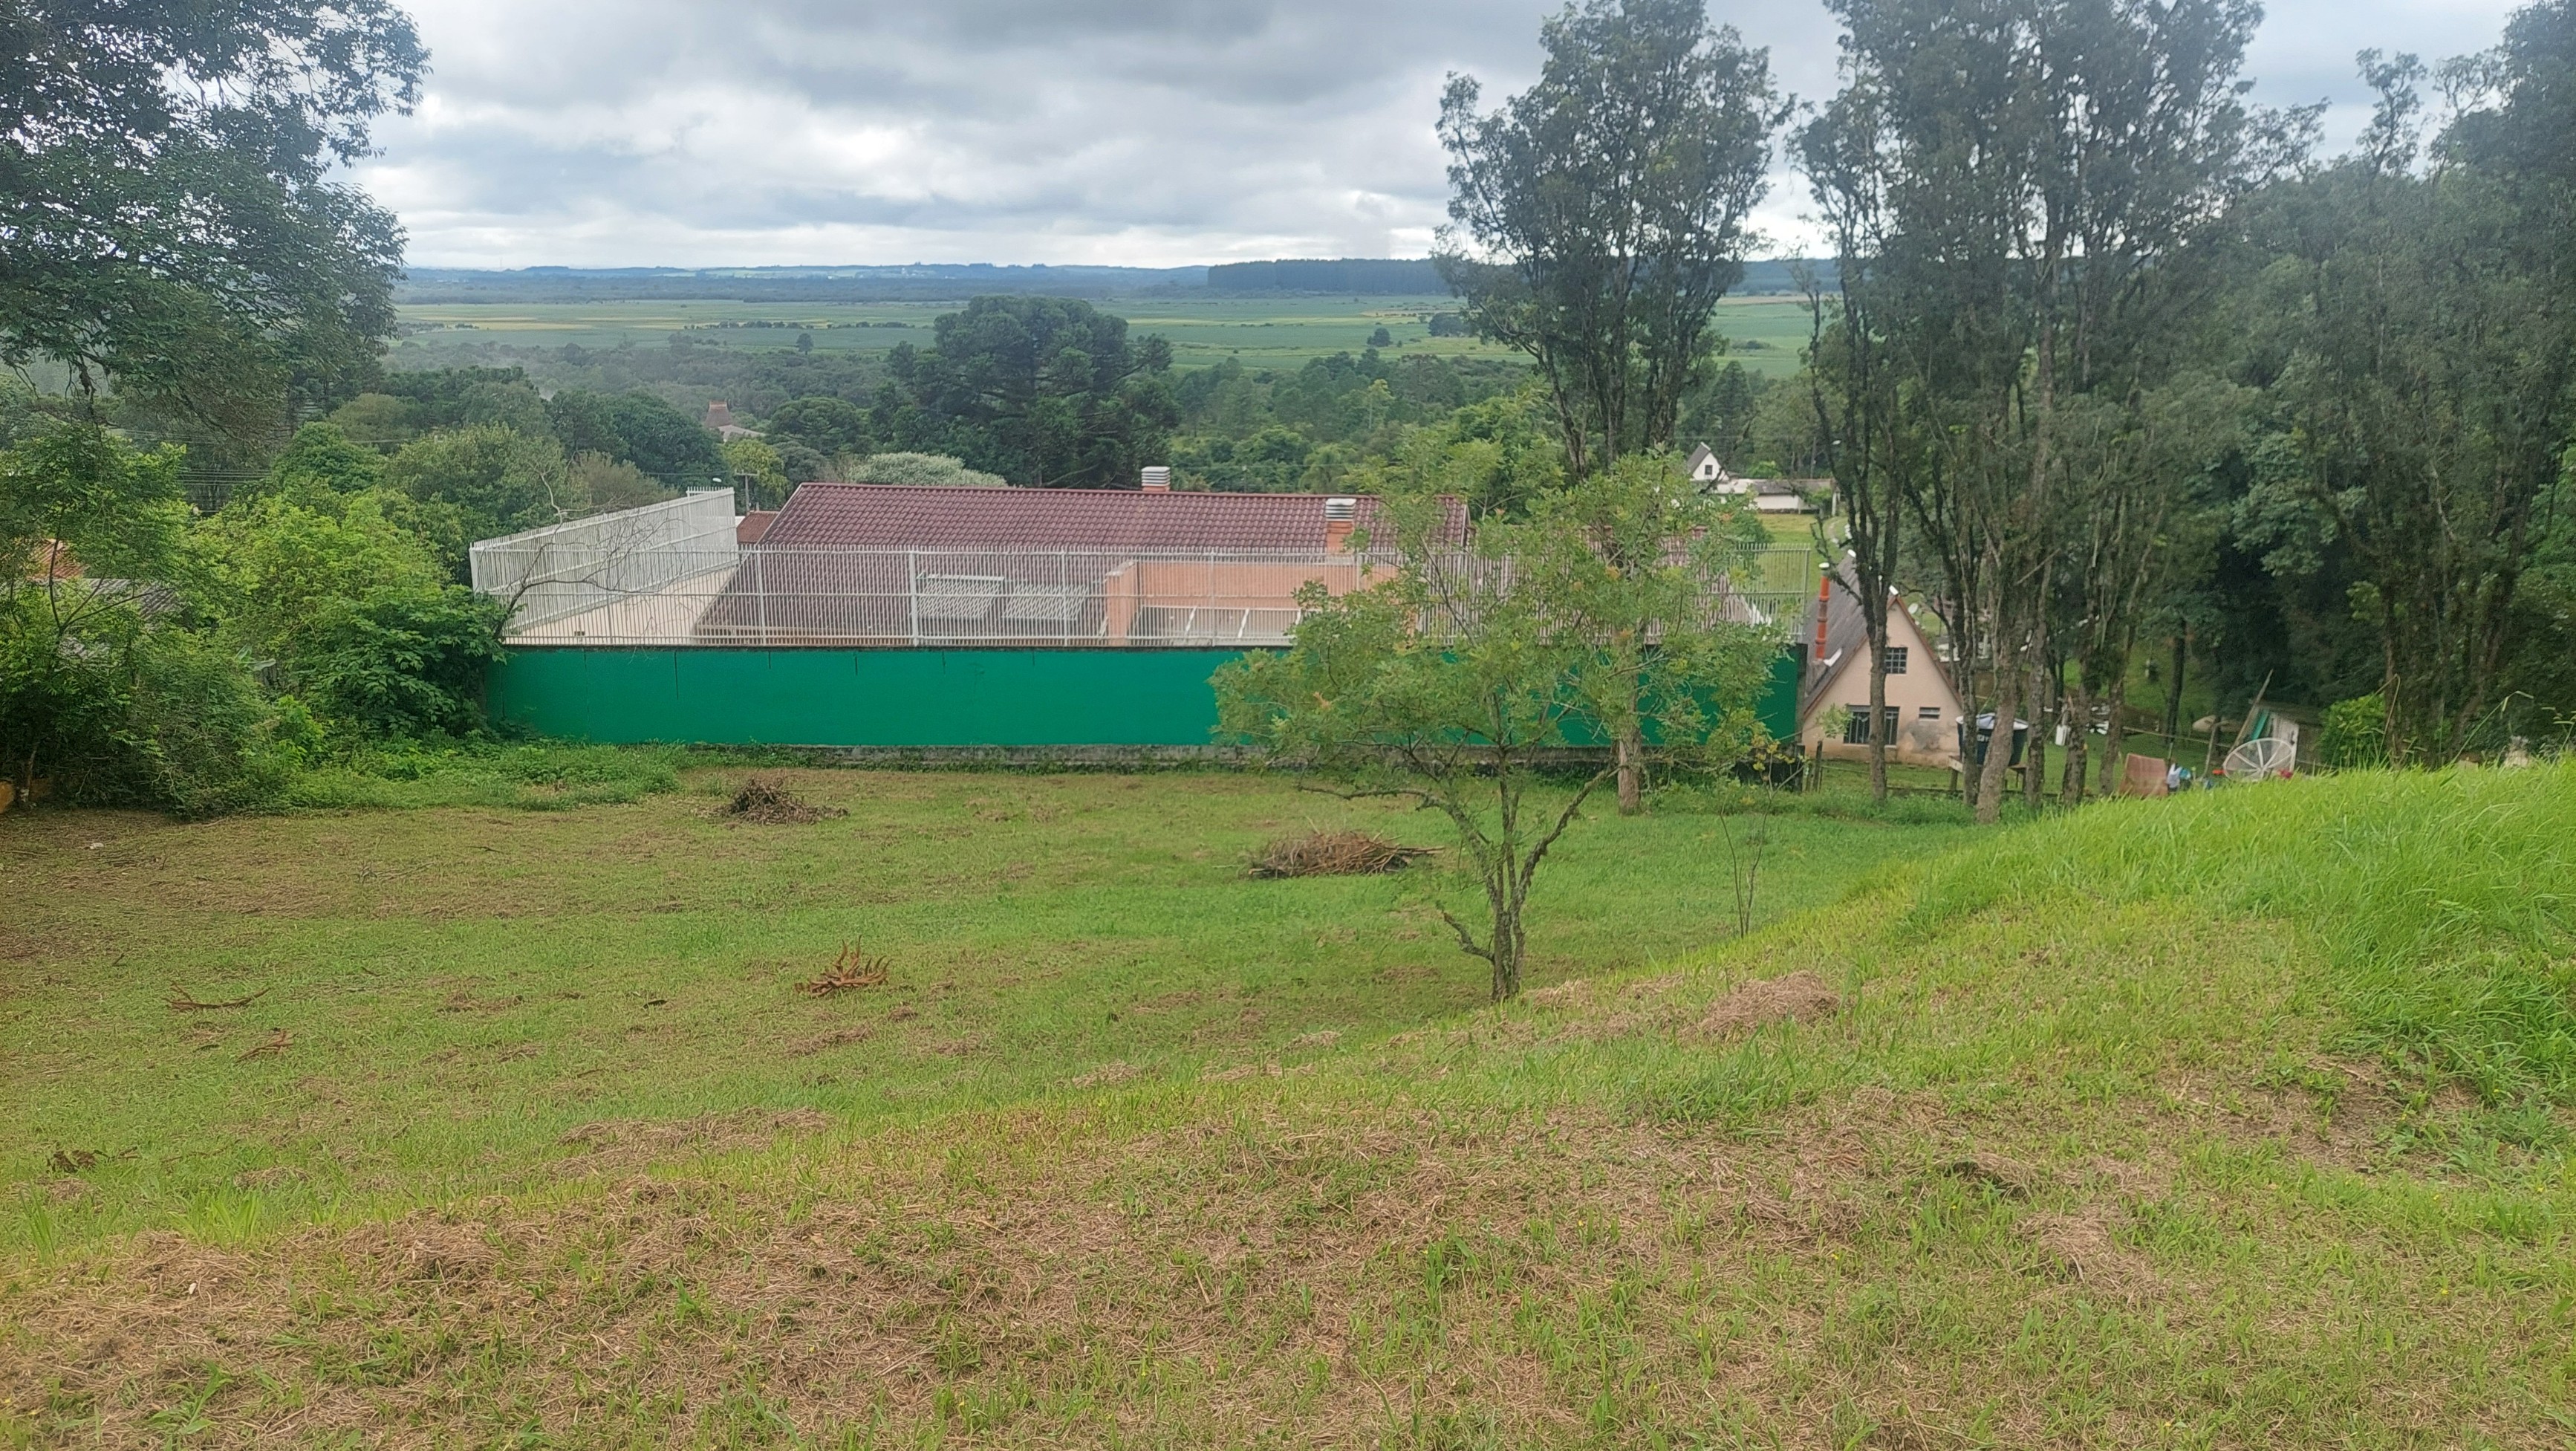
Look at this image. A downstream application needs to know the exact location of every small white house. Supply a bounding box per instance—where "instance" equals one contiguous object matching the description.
[1684,445,1831,515]
[1798,565,1965,769]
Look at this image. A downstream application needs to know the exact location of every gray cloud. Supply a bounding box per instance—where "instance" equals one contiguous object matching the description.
[357,0,2527,268]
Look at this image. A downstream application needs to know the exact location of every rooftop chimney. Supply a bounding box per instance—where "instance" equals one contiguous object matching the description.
[1325,496,1358,552]
[1139,466,1171,492]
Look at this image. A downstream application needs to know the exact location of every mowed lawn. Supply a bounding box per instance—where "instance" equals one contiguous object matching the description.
[0,769,1962,1250]
[7,765,2574,1447]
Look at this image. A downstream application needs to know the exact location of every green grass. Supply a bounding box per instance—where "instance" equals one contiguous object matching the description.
[390,293,1818,377]
[0,768,1961,1253]
[5,762,2572,1447]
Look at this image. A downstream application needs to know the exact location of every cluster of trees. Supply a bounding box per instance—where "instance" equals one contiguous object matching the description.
[1791,0,2576,808]
[749,296,1180,490]
[0,2,769,811]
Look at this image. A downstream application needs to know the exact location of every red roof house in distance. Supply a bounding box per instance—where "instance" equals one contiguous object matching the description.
[695,482,1453,647]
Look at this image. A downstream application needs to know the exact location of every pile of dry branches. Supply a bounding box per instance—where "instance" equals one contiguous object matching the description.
[718,776,847,825]
[1249,830,1437,879]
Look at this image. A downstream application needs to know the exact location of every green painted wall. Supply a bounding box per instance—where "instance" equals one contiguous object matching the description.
[487,646,1806,750]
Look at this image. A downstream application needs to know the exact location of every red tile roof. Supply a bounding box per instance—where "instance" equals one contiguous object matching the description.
[760,483,1446,553]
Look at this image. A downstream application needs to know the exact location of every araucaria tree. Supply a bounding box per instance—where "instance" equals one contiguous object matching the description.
[1214,457,1777,1001]
[1437,0,1786,814]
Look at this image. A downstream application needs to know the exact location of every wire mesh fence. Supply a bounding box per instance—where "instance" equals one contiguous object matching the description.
[470,511,1821,650]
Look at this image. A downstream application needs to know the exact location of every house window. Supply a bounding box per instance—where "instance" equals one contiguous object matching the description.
[1919,707,1942,721]
[1882,646,1909,675]
[1842,706,1902,744]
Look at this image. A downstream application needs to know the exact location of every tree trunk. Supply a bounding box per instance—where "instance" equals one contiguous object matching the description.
[2098,663,2130,797]
[1976,631,2020,825]
[2061,675,2091,805]
[2161,631,2188,754]
[2023,659,2051,811]
[1490,907,1522,1001]
[1867,652,1890,805]
[1615,729,1643,815]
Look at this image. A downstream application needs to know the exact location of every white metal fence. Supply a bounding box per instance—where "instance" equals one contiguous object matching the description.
[469,491,740,634]
[470,513,1821,649]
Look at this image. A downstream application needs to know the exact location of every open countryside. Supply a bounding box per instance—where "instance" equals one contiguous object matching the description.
[390,293,1820,376]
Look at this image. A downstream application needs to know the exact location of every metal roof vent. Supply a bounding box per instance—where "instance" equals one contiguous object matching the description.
[1139,466,1171,491]
[1324,496,1359,522]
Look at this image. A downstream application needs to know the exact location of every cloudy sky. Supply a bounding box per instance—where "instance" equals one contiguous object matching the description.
[354,0,2531,270]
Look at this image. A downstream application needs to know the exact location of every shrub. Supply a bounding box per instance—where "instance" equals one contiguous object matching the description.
[302,586,509,741]
[2318,693,2388,768]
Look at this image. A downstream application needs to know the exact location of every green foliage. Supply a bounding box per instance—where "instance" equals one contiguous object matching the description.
[124,626,310,816]
[0,0,423,427]
[2318,694,2390,768]
[719,437,788,507]
[842,452,1006,488]
[547,388,729,486]
[765,394,874,456]
[1217,453,1777,997]
[297,588,510,740]
[284,739,687,811]
[880,294,1179,487]
[1439,0,1784,476]
[191,487,445,666]
[383,424,567,568]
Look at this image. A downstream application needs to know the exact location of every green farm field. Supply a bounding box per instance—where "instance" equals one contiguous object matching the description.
[390,293,1818,376]
[7,762,2572,1446]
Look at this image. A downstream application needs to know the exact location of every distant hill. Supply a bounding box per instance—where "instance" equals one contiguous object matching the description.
[1196,256,1830,296]
[395,258,1832,305]
[1206,259,1447,293]
[396,264,1209,305]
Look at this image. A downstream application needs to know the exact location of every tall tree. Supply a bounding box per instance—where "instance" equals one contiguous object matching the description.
[1798,91,1916,805]
[1438,0,1783,482]
[878,296,1178,489]
[1824,0,2274,819]
[2242,48,2576,762]
[0,0,424,435]
[1437,0,1784,811]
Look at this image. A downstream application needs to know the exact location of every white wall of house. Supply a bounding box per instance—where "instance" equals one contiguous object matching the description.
[1800,606,1964,768]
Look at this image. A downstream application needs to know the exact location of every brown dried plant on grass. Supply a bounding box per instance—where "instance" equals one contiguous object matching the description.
[1249,829,1437,879]
[718,775,847,825]
[797,944,889,996]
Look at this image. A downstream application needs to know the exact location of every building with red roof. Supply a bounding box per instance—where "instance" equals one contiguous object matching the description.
[690,482,1452,647]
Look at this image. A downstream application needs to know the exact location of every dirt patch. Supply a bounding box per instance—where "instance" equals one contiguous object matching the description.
[787,1026,875,1058]
[1064,1060,1142,1089]
[1249,830,1435,878]
[717,775,848,825]
[1691,971,1842,1038]
[2020,1204,2149,1290]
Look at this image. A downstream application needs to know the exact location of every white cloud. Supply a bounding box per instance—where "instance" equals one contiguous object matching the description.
[356,0,2531,269]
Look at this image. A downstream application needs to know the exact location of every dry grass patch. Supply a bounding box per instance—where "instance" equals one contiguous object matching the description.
[1248,829,1435,878]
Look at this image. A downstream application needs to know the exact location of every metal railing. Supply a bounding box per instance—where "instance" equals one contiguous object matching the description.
[472,531,1822,649]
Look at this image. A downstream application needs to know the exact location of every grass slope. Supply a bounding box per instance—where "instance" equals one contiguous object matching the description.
[4,765,2573,1447]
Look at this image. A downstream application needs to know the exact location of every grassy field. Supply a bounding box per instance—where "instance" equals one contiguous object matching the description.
[388,293,1817,377]
[4,762,2572,1446]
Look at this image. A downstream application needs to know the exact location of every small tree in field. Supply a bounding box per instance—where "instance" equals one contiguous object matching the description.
[1215,454,1779,1001]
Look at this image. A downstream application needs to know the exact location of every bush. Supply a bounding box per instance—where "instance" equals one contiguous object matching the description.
[2318,692,2388,768]
[127,629,308,816]
[302,586,510,741]
[0,599,302,815]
